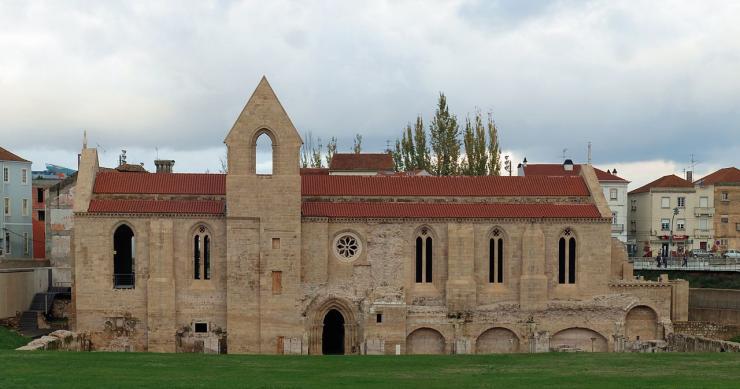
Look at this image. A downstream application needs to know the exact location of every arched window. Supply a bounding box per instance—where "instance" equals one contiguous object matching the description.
[558,228,576,284]
[489,228,504,284]
[113,224,135,288]
[194,225,211,280]
[255,132,273,175]
[415,227,433,283]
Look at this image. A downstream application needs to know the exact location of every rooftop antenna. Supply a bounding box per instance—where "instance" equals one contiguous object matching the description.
[560,148,570,162]
[587,142,592,165]
[95,143,107,154]
[155,146,159,160]
[83,130,88,149]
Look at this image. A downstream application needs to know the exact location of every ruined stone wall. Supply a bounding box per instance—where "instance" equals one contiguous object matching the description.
[668,333,740,352]
[673,321,740,341]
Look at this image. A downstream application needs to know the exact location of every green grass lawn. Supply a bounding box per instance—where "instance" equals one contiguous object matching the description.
[0,350,739,388]
[0,326,29,350]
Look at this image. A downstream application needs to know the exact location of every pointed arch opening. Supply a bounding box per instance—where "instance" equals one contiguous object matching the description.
[193,225,211,280]
[558,228,576,284]
[625,305,660,341]
[489,227,506,284]
[113,224,135,289]
[255,131,273,175]
[414,226,434,283]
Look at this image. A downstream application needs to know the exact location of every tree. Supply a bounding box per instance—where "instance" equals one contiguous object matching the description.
[486,112,502,175]
[326,137,337,166]
[430,93,460,176]
[219,147,228,173]
[301,131,324,168]
[311,138,323,168]
[401,124,415,170]
[353,134,363,154]
[413,115,430,172]
[392,139,404,172]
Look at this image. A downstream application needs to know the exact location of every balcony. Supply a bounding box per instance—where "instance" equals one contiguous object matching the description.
[694,207,715,216]
[611,224,624,233]
[694,229,714,239]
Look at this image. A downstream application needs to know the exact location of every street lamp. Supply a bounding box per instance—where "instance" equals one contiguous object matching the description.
[669,207,679,260]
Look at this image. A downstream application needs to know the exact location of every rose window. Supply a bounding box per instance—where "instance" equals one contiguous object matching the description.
[334,233,361,261]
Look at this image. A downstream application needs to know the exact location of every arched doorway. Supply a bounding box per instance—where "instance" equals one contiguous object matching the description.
[625,305,660,341]
[551,328,608,352]
[406,328,445,354]
[322,309,345,355]
[476,327,520,354]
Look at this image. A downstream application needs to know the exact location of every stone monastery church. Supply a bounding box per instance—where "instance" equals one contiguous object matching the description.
[72,77,688,354]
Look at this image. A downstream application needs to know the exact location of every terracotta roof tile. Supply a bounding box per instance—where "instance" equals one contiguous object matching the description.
[695,167,740,185]
[88,199,224,214]
[628,174,693,194]
[523,164,628,182]
[302,202,603,219]
[93,172,226,195]
[0,146,30,162]
[302,175,590,197]
[329,153,395,171]
[300,167,330,175]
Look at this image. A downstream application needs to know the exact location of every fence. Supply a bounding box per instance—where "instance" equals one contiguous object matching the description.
[629,257,740,272]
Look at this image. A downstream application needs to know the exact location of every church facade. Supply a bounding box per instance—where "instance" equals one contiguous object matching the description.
[71,77,688,354]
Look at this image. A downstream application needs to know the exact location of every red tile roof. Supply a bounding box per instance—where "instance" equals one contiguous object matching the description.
[88,199,225,214]
[0,146,30,162]
[695,167,740,185]
[628,174,693,194]
[523,164,628,182]
[302,202,603,219]
[329,153,395,171]
[92,172,590,197]
[302,175,590,197]
[94,172,226,195]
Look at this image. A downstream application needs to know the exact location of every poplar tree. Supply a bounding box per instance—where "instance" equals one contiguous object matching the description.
[353,134,363,154]
[413,115,430,172]
[487,112,502,175]
[392,139,404,172]
[430,93,460,176]
[326,137,337,166]
[311,138,323,168]
[401,123,416,170]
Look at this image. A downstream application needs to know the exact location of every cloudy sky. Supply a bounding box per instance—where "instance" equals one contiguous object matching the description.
[1,0,738,187]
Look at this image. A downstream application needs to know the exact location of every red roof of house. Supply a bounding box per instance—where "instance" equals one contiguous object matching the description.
[302,202,603,219]
[94,172,226,195]
[92,172,591,197]
[629,174,693,194]
[523,164,628,182]
[0,146,30,162]
[695,167,740,185]
[302,175,590,197]
[329,153,395,171]
[88,199,225,214]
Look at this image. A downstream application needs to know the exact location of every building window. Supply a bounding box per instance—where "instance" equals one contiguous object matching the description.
[2,167,8,182]
[38,210,45,221]
[612,212,618,224]
[272,271,282,294]
[661,197,670,208]
[4,232,10,254]
[721,192,729,201]
[661,219,670,231]
[700,218,708,229]
[376,313,383,323]
[21,169,27,184]
[610,188,618,200]
[489,228,504,284]
[3,197,9,216]
[194,322,208,333]
[113,224,135,289]
[255,131,273,175]
[736,223,740,232]
[415,228,433,283]
[22,199,29,216]
[721,215,729,224]
[37,188,44,203]
[677,197,686,207]
[193,225,211,280]
[700,196,709,207]
[333,232,361,261]
[676,219,685,230]
[24,232,29,255]
[558,229,576,284]
[272,237,280,249]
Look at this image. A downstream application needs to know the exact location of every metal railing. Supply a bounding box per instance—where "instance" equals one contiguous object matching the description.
[629,257,740,272]
[611,224,624,233]
[694,229,714,238]
[113,273,135,289]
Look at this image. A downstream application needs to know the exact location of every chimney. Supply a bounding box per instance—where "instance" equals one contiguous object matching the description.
[686,170,693,182]
[563,159,574,171]
[155,159,175,174]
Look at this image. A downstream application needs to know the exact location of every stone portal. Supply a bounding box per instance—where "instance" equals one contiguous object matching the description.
[322,309,345,355]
